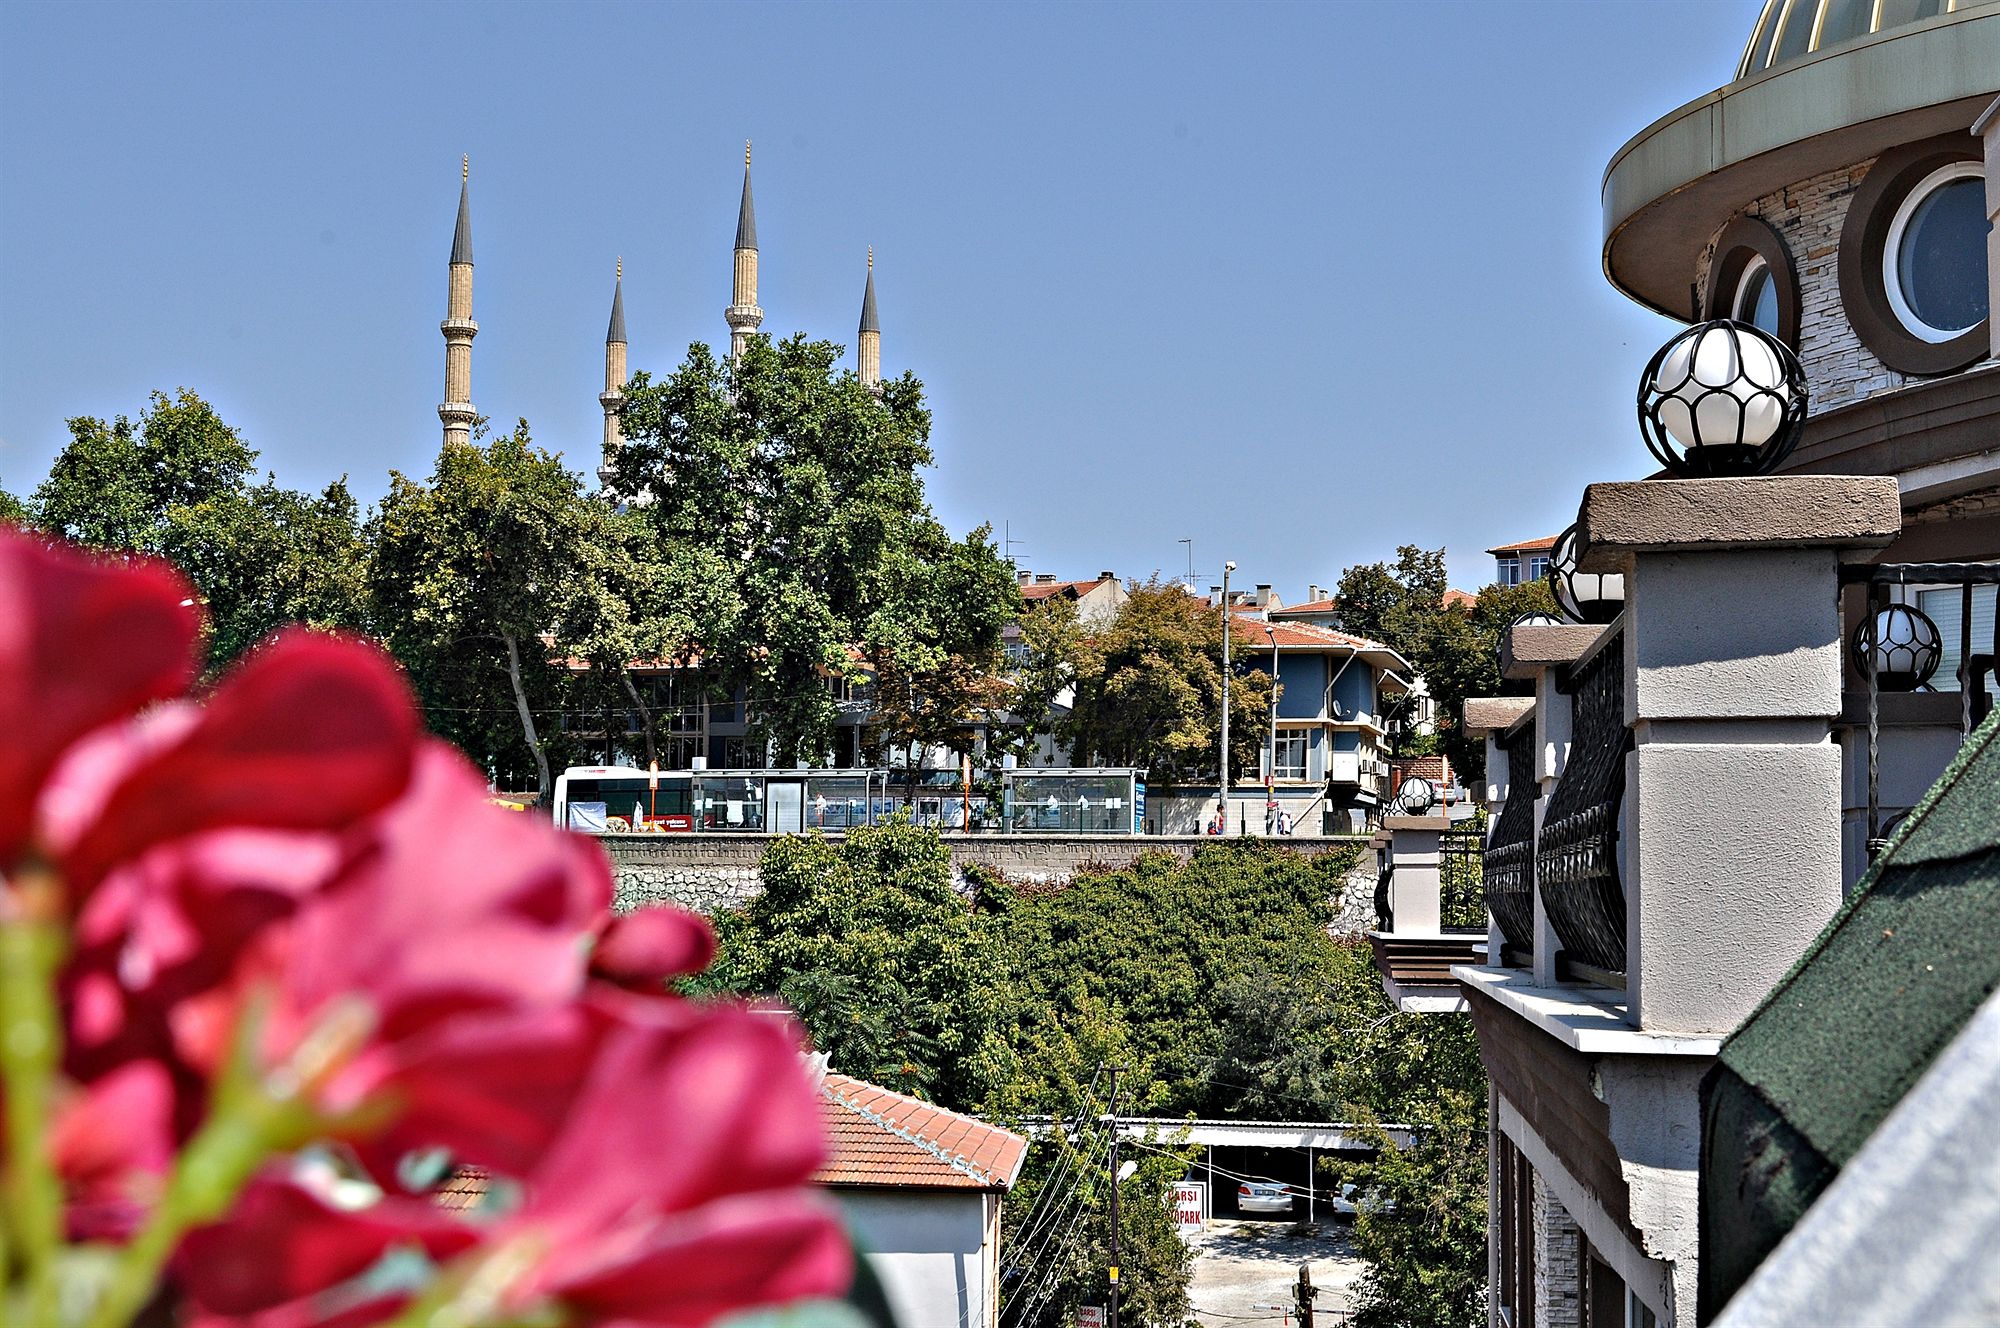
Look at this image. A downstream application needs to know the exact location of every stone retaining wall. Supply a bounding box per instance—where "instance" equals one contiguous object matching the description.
[602,833,1378,929]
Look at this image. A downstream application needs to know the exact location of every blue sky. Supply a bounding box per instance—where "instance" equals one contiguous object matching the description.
[0,0,1753,595]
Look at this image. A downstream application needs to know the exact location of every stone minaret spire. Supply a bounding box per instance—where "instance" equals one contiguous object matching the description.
[601,258,628,455]
[725,141,763,362]
[439,156,479,446]
[857,247,881,391]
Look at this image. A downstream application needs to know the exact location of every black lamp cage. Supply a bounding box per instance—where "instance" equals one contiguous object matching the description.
[1509,611,1563,631]
[1852,603,1944,692]
[1392,775,1436,816]
[1546,525,1625,626]
[1636,319,1809,478]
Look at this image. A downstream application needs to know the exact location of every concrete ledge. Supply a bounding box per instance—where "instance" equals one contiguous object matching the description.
[1575,477,1901,574]
[1502,623,1609,680]
[1453,965,1723,1056]
[1464,696,1535,734]
[1381,815,1450,832]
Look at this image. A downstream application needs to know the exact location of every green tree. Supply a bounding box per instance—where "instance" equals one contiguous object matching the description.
[32,389,256,553]
[607,335,1018,766]
[864,522,1021,769]
[706,819,1013,1108]
[159,478,369,665]
[1334,547,1554,780]
[0,485,27,524]
[369,423,607,798]
[26,390,368,669]
[1061,578,1272,787]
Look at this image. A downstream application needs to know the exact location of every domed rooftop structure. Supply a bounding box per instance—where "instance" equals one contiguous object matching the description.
[1738,0,1998,81]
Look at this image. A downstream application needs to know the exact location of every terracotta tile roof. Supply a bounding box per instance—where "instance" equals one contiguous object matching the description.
[1271,598,1340,616]
[1485,535,1561,556]
[1020,577,1112,602]
[1442,589,1477,609]
[434,1167,489,1213]
[1230,614,1394,654]
[813,1072,1028,1192]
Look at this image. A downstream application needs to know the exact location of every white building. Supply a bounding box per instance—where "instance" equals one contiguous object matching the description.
[814,1072,1028,1328]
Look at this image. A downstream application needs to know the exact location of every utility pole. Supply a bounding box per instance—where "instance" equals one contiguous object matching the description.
[1107,1063,1124,1328]
[1294,1264,1317,1327]
[1264,623,1279,836]
[1220,561,1234,836]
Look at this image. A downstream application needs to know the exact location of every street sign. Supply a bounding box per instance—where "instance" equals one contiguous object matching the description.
[1172,1181,1208,1240]
[1076,1308,1106,1328]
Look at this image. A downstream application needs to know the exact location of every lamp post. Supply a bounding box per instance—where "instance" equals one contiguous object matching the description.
[1264,623,1279,836]
[1220,561,1235,834]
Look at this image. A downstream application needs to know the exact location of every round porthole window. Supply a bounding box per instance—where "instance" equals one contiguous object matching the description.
[1883,163,1990,344]
[1734,256,1781,337]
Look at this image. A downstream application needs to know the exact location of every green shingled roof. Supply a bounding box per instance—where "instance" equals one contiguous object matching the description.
[1700,708,2000,1320]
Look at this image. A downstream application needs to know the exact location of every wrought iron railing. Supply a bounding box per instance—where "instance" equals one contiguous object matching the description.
[1537,627,1630,982]
[1441,818,1488,933]
[1483,719,1538,960]
[1843,563,2000,855]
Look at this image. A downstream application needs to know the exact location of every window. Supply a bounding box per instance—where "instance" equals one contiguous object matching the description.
[1914,585,1998,694]
[1527,554,1550,583]
[1497,556,1522,587]
[1884,163,1990,342]
[1274,733,1307,781]
[1733,255,1781,335]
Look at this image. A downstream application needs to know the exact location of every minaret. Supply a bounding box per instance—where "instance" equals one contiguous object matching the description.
[601,258,628,454]
[439,156,478,446]
[857,247,881,391]
[725,141,763,362]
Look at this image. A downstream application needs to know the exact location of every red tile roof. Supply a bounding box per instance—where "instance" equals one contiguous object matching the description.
[1271,597,1340,616]
[1486,535,1560,556]
[1230,614,1394,654]
[1442,589,1477,609]
[1020,577,1114,602]
[434,1167,489,1213]
[814,1072,1029,1191]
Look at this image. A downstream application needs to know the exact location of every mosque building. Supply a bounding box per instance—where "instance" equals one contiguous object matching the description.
[432,143,885,467]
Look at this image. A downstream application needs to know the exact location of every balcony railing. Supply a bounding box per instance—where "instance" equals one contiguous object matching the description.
[1483,718,1538,961]
[1843,562,2000,854]
[1441,819,1488,933]
[1537,626,1630,984]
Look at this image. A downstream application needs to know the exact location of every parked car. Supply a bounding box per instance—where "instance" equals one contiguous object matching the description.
[1236,1179,1295,1214]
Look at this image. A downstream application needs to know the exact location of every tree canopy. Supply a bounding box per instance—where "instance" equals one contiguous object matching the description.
[27,389,369,670]
[368,423,610,799]
[1059,577,1272,786]
[606,335,1019,767]
[1334,546,1554,778]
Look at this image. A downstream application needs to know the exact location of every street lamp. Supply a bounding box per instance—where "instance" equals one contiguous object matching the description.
[1264,623,1280,835]
[1393,775,1436,816]
[1637,319,1808,478]
[1220,561,1235,836]
[1546,524,1625,625]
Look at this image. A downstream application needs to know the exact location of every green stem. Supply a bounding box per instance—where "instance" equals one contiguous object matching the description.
[0,899,69,1328]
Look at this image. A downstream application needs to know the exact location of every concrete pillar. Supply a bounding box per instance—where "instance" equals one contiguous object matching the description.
[1382,815,1448,933]
[1534,1170,1584,1328]
[1501,626,1603,987]
[1574,477,1900,1034]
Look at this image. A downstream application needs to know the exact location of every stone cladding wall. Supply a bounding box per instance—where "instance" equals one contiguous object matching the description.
[1696,157,1922,413]
[1533,1170,1584,1328]
[602,833,1376,925]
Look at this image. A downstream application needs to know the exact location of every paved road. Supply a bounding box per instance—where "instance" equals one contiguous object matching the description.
[1185,1219,1366,1325]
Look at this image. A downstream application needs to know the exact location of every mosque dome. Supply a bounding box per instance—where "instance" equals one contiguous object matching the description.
[1738,0,1997,79]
